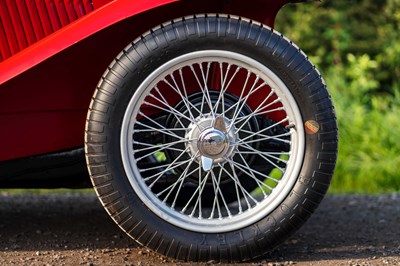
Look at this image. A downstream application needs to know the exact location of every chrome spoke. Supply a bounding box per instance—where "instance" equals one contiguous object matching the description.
[229,75,261,123]
[236,117,289,142]
[227,79,268,132]
[209,166,223,219]
[213,63,234,115]
[143,100,197,125]
[139,162,182,173]
[134,144,186,162]
[170,165,200,209]
[163,75,197,122]
[144,147,190,184]
[245,97,282,119]
[158,151,200,203]
[181,171,210,215]
[134,128,187,133]
[235,149,290,165]
[150,86,187,129]
[234,107,285,125]
[225,158,274,193]
[238,131,292,145]
[226,157,280,183]
[225,71,251,120]
[198,62,211,115]
[239,142,286,174]
[144,157,190,183]
[191,64,214,118]
[219,163,242,214]
[133,138,189,150]
[221,164,252,210]
[225,161,257,207]
[136,119,182,141]
[233,90,276,133]
[210,168,232,218]
[178,69,204,119]
[135,145,183,161]
[237,152,268,198]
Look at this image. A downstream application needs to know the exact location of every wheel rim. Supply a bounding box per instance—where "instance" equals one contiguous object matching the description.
[121,50,305,233]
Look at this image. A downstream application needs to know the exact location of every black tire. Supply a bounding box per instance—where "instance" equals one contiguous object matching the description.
[85,15,338,262]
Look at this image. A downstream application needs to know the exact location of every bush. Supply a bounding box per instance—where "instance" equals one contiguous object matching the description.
[277,0,400,193]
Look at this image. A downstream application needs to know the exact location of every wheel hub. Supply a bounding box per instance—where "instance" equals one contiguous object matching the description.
[186,116,237,165]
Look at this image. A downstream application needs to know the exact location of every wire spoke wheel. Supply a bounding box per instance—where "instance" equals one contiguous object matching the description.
[85,15,338,262]
[121,51,304,233]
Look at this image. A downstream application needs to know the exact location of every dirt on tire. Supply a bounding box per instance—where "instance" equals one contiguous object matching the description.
[0,193,399,266]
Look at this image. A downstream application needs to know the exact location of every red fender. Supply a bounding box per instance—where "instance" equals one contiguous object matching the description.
[0,0,178,84]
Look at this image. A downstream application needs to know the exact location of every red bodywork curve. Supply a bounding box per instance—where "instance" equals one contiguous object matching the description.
[0,0,177,82]
[0,0,299,161]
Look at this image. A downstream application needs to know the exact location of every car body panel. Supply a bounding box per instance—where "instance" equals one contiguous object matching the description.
[0,0,305,163]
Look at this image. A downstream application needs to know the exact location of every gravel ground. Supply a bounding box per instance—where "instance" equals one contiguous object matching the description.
[0,193,399,266]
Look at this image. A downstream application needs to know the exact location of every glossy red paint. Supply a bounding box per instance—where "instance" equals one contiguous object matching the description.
[0,0,298,161]
[0,0,96,62]
[0,0,177,83]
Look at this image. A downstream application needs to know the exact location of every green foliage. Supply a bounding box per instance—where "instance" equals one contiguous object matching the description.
[325,59,400,193]
[277,0,400,193]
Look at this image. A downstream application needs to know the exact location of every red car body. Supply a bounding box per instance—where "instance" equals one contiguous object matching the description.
[0,0,308,186]
[0,0,305,186]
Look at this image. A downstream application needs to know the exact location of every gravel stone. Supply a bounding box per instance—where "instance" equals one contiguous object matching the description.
[0,193,398,265]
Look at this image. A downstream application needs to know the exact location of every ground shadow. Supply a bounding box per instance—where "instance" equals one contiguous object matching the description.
[0,193,399,263]
[0,193,136,251]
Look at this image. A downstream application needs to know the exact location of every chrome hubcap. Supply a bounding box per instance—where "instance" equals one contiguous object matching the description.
[198,128,227,157]
[186,116,237,170]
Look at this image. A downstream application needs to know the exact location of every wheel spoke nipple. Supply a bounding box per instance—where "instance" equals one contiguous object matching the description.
[286,123,296,130]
